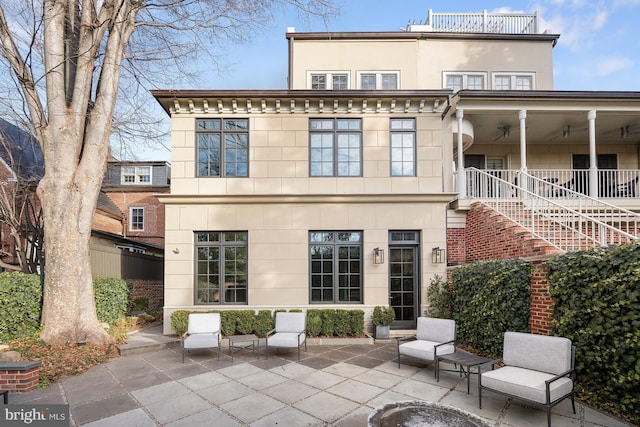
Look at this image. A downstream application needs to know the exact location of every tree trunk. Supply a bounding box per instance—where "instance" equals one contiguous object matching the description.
[38,176,111,345]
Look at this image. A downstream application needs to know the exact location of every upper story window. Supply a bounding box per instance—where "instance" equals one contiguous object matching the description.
[390,118,416,177]
[309,72,349,90]
[493,73,534,90]
[196,119,249,177]
[309,118,362,177]
[121,166,151,184]
[444,73,487,91]
[129,207,144,231]
[358,71,399,90]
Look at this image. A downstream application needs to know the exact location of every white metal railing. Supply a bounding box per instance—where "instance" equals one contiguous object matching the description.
[526,169,639,198]
[463,169,639,251]
[412,9,539,34]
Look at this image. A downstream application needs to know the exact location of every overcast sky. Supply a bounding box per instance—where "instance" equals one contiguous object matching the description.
[137,0,640,160]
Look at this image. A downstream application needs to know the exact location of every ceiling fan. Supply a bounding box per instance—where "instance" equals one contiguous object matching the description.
[493,124,512,141]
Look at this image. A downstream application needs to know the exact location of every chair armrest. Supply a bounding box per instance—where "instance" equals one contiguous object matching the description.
[396,335,416,343]
[545,368,574,385]
[478,358,503,369]
[433,339,456,356]
[265,329,276,338]
[544,368,574,404]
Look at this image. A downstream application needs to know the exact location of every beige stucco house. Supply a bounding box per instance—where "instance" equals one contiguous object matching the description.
[153,10,640,334]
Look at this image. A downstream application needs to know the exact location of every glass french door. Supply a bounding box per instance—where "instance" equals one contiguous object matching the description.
[388,231,420,329]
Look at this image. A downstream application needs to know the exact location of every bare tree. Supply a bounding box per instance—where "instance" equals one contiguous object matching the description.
[0,121,44,273]
[0,0,338,344]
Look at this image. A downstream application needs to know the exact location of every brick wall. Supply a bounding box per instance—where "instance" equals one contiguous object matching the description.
[104,190,167,247]
[448,202,563,335]
[446,228,465,266]
[128,279,164,311]
[0,362,40,393]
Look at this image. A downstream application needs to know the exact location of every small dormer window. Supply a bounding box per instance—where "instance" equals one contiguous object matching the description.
[121,166,152,184]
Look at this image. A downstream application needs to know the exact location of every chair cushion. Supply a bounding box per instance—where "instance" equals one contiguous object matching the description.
[416,317,456,344]
[503,332,572,375]
[267,332,306,348]
[398,339,455,361]
[275,312,306,333]
[481,366,573,404]
[183,332,220,349]
[187,313,221,334]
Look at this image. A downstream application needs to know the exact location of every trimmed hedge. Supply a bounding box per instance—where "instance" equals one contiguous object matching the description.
[547,243,640,424]
[94,277,131,325]
[0,272,43,341]
[169,308,365,338]
[451,258,531,357]
[0,274,133,340]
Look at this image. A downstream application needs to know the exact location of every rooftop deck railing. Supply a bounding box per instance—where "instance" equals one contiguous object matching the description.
[464,169,639,251]
[407,9,539,35]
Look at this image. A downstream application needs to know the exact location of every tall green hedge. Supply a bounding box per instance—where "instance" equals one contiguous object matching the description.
[93,277,131,325]
[547,243,640,424]
[451,258,531,357]
[0,274,132,340]
[0,272,42,341]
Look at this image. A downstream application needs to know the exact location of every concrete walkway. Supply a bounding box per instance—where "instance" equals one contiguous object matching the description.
[8,327,631,427]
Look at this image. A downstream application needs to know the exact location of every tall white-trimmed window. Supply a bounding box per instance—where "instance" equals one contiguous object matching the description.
[390,118,416,176]
[195,231,248,305]
[309,231,362,303]
[309,72,349,90]
[121,166,151,184]
[129,207,144,231]
[358,71,399,89]
[444,73,486,91]
[309,118,362,177]
[196,119,249,177]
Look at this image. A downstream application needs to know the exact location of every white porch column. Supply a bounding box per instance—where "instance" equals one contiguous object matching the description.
[457,109,466,198]
[519,110,528,193]
[588,110,598,198]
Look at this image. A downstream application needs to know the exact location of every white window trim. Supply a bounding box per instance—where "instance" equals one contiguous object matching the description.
[356,71,400,89]
[121,165,152,185]
[306,71,351,90]
[129,207,145,232]
[442,72,488,90]
[492,72,535,90]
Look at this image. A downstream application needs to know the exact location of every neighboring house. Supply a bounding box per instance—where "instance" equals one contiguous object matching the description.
[0,118,44,272]
[101,160,171,248]
[0,118,168,293]
[153,10,640,333]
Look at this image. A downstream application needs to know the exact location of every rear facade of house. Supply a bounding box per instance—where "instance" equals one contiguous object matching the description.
[153,10,640,334]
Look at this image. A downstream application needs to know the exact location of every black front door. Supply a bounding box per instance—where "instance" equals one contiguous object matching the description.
[388,231,420,329]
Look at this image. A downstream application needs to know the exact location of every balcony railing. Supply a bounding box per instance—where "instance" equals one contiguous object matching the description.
[465,169,639,199]
[406,10,539,35]
[462,169,639,251]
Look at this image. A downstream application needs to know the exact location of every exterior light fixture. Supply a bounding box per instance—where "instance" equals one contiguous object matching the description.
[373,247,384,264]
[432,247,445,264]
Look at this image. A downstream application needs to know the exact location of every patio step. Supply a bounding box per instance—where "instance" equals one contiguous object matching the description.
[117,325,180,356]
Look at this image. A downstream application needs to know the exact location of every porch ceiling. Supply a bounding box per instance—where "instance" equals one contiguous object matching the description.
[464,110,640,145]
[452,90,640,145]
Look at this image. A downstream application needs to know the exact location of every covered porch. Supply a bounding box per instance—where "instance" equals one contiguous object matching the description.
[450,90,640,210]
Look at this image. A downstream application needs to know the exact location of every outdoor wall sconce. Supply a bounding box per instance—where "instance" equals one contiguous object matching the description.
[432,247,445,264]
[373,247,384,264]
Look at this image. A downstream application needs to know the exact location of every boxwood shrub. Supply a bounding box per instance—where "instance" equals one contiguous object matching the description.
[0,272,42,341]
[94,277,131,325]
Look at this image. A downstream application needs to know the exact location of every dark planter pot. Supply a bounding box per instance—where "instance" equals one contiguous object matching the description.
[375,325,390,339]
